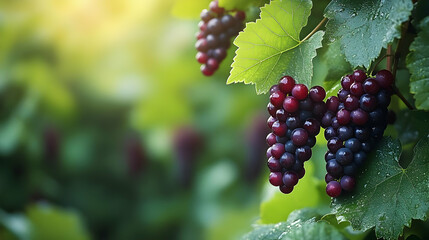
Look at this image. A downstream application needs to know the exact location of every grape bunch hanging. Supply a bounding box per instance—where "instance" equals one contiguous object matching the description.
[266,76,326,194]
[321,69,394,197]
[195,0,245,76]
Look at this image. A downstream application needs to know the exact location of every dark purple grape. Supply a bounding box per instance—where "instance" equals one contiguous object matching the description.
[325,174,336,183]
[213,48,227,61]
[279,185,294,194]
[292,159,304,172]
[352,69,366,82]
[326,159,343,178]
[360,94,377,111]
[327,137,343,153]
[303,118,320,136]
[361,141,372,152]
[266,133,277,146]
[337,109,351,125]
[291,128,308,147]
[270,91,286,108]
[267,157,282,171]
[325,151,335,161]
[286,116,302,129]
[283,171,299,187]
[344,95,359,111]
[321,111,334,128]
[284,140,296,153]
[345,138,361,152]
[324,127,337,140]
[341,75,353,90]
[267,116,276,128]
[307,136,316,147]
[336,148,353,165]
[377,90,391,107]
[299,110,314,122]
[200,9,214,22]
[279,152,295,169]
[354,126,370,141]
[196,38,209,52]
[272,121,287,137]
[283,96,299,113]
[276,109,287,122]
[338,89,350,102]
[291,84,308,100]
[326,181,342,197]
[278,76,295,94]
[299,97,314,111]
[351,108,369,125]
[337,126,353,141]
[276,136,288,144]
[326,96,340,112]
[271,142,285,159]
[363,78,380,94]
[235,11,246,21]
[350,82,364,97]
[295,146,312,161]
[375,69,394,89]
[220,14,234,27]
[269,172,283,186]
[353,151,366,166]
[340,175,356,191]
[309,86,326,102]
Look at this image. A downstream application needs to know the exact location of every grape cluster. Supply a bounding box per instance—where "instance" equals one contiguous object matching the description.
[322,69,394,197]
[266,76,326,194]
[195,0,245,76]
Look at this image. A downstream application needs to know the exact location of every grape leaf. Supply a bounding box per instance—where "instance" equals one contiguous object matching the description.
[227,0,324,94]
[406,16,429,111]
[324,0,413,68]
[242,215,346,240]
[332,137,429,240]
[321,40,352,89]
[394,110,429,145]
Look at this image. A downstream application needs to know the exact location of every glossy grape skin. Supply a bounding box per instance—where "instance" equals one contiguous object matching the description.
[326,181,342,197]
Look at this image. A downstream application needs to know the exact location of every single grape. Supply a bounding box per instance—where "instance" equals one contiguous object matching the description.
[266,133,277,146]
[267,102,277,117]
[284,140,296,153]
[276,109,287,122]
[338,89,350,102]
[299,97,314,111]
[270,91,286,108]
[336,109,351,125]
[291,128,309,147]
[269,172,283,186]
[283,96,299,113]
[295,146,312,161]
[363,78,380,94]
[327,137,344,153]
[325,151,335,161]
[351,108,369,125]
[324,127,337,140]
[344,138,361,152]
[286,116,302,129]
[307,136,316,148]
[209,0,225,15]
[325,173,336,183]
[283,171,299,187]
[271,142,285,159]
[350,82,364,96]
[354,151,366,166]
[340,175,356,191]
[336,148,353,165]
[344,95,359,111]
[309,86,326,102]
[279,152,295,169]
[326,96,340,112]
[235,11,246,21]
[200,64,214,76]
[303,118,320,136]
[360,94,377,112]
[278,76,295,94]
[272,121,287,137]
[352,69,367,82]
[337,126,353,141]
[196,52,208,64]
[341,75,353,90]
[206,58,219,71]
[279,185,294,194]
[267,116,276,128]
[375,69,394,89]
[326,181,342,197]
[267,157,282,171]
[291,84,309,100]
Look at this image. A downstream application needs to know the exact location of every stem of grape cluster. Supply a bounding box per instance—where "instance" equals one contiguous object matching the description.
[301,17,327,42]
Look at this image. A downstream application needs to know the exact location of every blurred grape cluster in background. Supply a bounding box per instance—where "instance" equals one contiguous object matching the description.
[0,0,274,239]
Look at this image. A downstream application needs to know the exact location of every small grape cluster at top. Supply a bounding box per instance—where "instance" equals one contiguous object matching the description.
[195,0,245,76]
[266,76,326,194]
[321,69,394,197]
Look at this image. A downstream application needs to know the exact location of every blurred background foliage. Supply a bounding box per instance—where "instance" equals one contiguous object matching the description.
[0,0,413,239]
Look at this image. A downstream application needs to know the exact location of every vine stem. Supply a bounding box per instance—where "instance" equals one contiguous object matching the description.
[386,44,392,72]
[301,17,327,42]
[391,21,415,110]
[369,54,394,76]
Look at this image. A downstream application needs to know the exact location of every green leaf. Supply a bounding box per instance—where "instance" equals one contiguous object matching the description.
[260,162,330,224]
[394,110,429,145]
[406,16,429,111]
[332,137,429,240]
[242,209,346,240]
[227,0,324,94]
[322,41,352,89]
[324,0,413,68]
